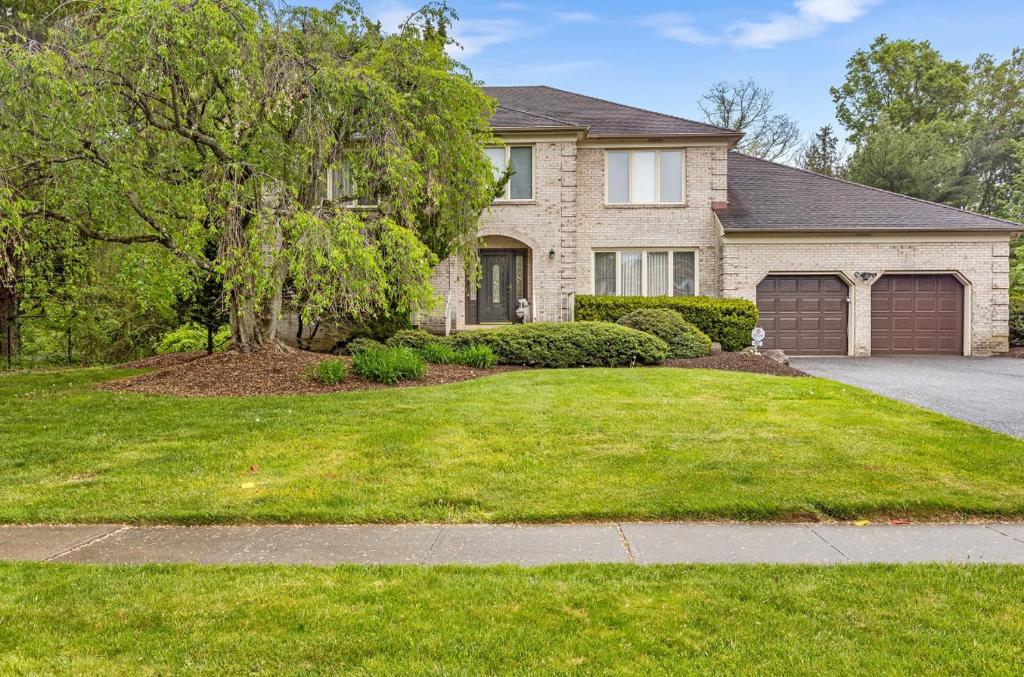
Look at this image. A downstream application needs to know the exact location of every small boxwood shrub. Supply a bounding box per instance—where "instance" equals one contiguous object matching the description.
[455,344,497,369]
[352,346,426,384]
[418,342,458,364]
[449,322,667,368]
[616,308,711,359]
[155,324,230,354]
[1010,294,1024,347]
[346,337,385,355]
[575,295,757,352]
[310,358,348,385]
[386,329,440,349]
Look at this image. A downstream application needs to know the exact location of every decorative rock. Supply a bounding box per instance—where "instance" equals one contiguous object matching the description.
[762,349,790,366]
[709,342,722,354]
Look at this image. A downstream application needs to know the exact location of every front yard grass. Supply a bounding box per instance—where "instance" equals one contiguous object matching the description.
[1,367,1023,523]
[1,562,1021,674]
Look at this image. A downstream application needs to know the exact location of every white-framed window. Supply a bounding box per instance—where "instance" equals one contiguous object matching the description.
[327,161,376,207]
[486,145,534,200]
[593,249,697,296]
[606,149,685,204]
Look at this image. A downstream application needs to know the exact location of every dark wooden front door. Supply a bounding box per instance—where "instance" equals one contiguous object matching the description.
[756,275,849,355]
[871,274,964,355]
[479,252,513,323]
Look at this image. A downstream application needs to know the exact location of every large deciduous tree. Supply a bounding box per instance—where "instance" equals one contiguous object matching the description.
[0,0,499,352]
[698,79,801,161]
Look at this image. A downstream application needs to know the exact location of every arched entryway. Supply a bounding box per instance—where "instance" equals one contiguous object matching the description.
[466,236,532,325]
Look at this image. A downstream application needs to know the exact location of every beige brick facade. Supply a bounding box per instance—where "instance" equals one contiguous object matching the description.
[721,233,1012,356]
[420,136,1014,356]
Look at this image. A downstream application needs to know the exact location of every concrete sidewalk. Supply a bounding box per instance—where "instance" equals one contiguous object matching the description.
[3,523,1024,565]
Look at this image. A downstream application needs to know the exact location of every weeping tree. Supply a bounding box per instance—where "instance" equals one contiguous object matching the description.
[0,0,499,351]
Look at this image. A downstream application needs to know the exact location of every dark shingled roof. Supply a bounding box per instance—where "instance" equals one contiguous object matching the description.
[717,153,1022,233]
[483,85,740,138]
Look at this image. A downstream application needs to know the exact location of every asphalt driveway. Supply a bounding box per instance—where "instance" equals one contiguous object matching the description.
[790,356,1024,439]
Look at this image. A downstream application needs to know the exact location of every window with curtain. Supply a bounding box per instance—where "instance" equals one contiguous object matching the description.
[594,252,616,295]
[606,149,685,204]
[486,145,534,200]
[593,250,697,297]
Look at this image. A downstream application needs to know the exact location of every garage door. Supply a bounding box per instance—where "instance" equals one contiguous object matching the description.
[871,274,963,355]
[756,275,849,355]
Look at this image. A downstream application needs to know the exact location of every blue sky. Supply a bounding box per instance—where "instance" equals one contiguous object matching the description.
[316,1,1024,143]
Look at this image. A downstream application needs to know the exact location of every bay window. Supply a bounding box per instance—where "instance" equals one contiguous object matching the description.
[606,149,685,204]
[592,250,696,296]
[486,145,534,200]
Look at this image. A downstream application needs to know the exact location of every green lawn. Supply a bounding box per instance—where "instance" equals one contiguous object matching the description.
[0,562,1021,674]
[1,367,1023,523]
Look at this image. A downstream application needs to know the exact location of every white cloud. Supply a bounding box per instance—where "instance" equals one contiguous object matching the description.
[365,1,415,33]
[728,0,881,48]
[638,12,719,46]
[554,11,599,24]
[449,18,535,57]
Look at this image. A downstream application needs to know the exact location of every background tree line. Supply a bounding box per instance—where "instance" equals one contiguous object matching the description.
[701,35,1024,293]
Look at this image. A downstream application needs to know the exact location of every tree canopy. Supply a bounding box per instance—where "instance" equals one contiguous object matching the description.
[698,79,801,161]
[0,0,500,351]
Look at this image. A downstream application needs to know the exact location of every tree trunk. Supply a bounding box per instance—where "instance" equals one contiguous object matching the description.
[219,203,288,352]
[206,325,214,355]
[0,284,18,361]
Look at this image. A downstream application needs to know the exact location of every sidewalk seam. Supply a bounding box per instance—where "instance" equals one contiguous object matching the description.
[807,526,849,561]
[421,526,445,564]
[44,525,130,562]
[985,524,1024,547]
[615,523,636,564]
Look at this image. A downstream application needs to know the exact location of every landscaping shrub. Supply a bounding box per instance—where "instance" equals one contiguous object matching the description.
[455,344,497,369]
[386,329,440,350]
[1010,294,1024,347]
[418,342,458,364]
[449,322,667,368]
[155,323,230,354]
[310,358,348,385]
[575,295,757,351]
[616,308,711,359]
[346,337,385,355]
[352,346,426,384]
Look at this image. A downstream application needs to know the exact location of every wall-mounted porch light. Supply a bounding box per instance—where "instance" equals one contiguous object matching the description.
[548,247,556,260]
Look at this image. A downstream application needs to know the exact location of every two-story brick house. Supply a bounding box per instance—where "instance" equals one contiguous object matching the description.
[419,85,1020,356]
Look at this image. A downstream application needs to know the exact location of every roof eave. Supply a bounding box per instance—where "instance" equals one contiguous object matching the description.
[722,226,1024,234]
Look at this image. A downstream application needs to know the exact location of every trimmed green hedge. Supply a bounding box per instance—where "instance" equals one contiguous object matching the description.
[1011,294,1023,347]
[616,308,711,359]
[449,321,667,368]
[575,296,757,352]
[386,330,438,350]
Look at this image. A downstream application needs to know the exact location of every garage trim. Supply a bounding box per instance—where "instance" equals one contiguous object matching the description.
[868,270,972,356]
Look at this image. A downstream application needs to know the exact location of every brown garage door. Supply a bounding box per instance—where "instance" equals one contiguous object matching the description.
[756,275,849,355]
[871,274,963,355]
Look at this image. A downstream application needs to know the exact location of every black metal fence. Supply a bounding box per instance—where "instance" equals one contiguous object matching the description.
[2,313,78,371]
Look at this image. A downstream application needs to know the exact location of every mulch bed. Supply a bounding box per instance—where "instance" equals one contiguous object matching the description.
[104,346,805,398]
[105,348,523,397]
[663,351,808,377]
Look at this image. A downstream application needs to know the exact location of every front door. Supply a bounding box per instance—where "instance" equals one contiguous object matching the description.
[479,252,512,323]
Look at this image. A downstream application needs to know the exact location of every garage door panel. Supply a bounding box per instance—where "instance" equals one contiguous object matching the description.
[871,274,963,355]
[757,275,848,356]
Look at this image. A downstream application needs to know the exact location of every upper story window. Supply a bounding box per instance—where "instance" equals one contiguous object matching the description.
[486,145,533,200]
[328,161,376,207]
[606,149,685,204]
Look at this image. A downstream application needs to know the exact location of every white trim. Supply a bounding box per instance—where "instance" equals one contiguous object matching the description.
[591,248,699,297]
[488,144,535,201]
[604,148,686,206]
